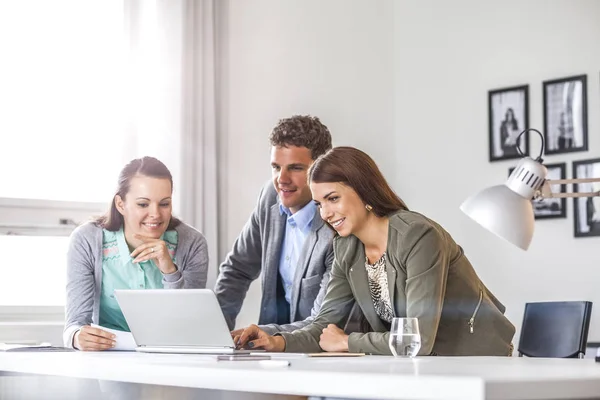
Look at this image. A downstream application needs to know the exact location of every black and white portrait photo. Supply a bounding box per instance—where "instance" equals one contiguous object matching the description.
[543,75,588,155]
[509,163,566,219]
[488,85,529,162]
[573,158,600,238]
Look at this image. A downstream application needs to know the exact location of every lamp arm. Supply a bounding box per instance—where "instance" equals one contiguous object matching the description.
[538,177,600,199]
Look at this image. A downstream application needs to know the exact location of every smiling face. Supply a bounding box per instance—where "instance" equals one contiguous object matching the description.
[270,145,314,214]
[310,181,370,237]
[115,174,173,239]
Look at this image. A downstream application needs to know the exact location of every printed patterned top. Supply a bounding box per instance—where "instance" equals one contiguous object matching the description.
[365,252,395,323]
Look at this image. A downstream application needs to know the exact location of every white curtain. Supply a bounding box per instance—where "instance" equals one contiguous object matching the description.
[123,0,219,285]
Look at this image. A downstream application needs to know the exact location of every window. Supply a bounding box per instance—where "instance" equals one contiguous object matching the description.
[0,236,69,306]
[0,1,126,314]
[0,0,126,204]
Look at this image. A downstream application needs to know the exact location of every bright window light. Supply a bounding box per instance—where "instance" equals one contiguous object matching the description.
[0,1,125,308]
[0,236,69,306]
[0,0,126,203]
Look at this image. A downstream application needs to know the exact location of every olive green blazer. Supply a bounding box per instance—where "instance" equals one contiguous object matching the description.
[279,210,515,356]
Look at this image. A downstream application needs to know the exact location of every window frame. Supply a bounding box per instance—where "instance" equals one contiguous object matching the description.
[0,198,105,325]
[0,197,107,236]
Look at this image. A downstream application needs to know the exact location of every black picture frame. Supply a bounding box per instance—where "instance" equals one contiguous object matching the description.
[509,162,566,219]
[543,75,588,155]
[573,158,600,237]
[488,85,529,162]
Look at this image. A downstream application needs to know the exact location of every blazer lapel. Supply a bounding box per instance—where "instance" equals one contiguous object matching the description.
[261,203,286,320]
[290,211,324,319]
[386,259,397,317]
[348,249,387,332]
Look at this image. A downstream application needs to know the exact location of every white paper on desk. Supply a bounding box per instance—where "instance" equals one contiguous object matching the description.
[91,324,137,351]
[251,352,307,359]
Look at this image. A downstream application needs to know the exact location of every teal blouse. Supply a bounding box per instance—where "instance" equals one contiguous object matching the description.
[99,228,177,331]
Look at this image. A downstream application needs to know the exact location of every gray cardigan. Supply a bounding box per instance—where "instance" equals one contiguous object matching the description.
[63,221,209,347]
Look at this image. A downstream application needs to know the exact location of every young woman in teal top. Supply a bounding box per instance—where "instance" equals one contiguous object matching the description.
[64,156,209,350]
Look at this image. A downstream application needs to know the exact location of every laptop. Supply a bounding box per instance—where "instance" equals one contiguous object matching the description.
[114,288,253,354]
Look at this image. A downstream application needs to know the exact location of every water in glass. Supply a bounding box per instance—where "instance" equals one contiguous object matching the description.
[389,333,421,357]
[389,317,421,357]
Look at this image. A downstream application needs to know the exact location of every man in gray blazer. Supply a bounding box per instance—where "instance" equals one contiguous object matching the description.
[214,115,335,335]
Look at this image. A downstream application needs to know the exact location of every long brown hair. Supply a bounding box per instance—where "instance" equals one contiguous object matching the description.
[95,156,181,231]
[309,146,408,217]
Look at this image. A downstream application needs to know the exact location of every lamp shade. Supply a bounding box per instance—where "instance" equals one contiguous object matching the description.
[460,185,535,250]
[460,157,548,250]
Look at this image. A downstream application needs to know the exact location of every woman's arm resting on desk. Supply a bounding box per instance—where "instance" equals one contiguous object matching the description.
[64,224,98,348]
[279,257,356,353]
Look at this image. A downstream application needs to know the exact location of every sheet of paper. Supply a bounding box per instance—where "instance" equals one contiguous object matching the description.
[250,352,307,359]
[251,352,364,358]
[91,324,137,351]
[307,352,365,357]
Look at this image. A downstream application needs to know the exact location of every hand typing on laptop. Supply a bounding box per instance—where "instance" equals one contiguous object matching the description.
[74,326,116,351]
[235,324,286,352]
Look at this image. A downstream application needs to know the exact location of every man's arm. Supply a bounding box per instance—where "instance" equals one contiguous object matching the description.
[214,186,268,330]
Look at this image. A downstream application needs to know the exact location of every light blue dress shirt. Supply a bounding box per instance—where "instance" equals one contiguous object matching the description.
[278,201,317,304]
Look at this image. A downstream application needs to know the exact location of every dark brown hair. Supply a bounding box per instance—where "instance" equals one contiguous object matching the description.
[95,156,181,231]
[309,146,408,217]
[269,115,332,160]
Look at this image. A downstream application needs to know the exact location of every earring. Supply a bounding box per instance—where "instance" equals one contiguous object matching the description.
[365,204,373,212]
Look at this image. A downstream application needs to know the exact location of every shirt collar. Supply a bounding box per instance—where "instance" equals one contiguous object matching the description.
[116,226,165,266]
[279,201,317,231]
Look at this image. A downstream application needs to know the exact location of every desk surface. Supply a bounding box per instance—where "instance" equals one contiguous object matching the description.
[1,352,600,400]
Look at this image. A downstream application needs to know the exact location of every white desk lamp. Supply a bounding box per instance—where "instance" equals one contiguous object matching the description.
[460,129,600,250]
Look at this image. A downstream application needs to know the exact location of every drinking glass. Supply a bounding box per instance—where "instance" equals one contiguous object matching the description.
[388,317,421,357]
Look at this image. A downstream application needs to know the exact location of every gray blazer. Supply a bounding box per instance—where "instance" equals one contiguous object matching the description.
[63,221,209,348]
[280,210,515,356]
[214,182,335,334]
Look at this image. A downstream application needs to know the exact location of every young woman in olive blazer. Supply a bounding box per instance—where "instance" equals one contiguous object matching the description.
[235,146,515,356]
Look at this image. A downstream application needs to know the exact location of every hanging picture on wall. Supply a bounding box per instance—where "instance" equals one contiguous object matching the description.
[573,158,600,237]
[509,162,566,219]
[488,85,529,162]
[543,75,588,155]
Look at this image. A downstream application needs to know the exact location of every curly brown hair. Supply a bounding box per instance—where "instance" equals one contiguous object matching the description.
[269,115,332,160]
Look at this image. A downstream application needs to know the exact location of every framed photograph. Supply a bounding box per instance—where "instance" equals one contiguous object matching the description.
[488,85,529,162]
[543,75,588,154]
[573,158,600,237]
[509,162,566,219]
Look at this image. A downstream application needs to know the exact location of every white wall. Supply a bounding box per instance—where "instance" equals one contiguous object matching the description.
[393,0,600,343]
[218,0,600,343]
[217,0,395,327]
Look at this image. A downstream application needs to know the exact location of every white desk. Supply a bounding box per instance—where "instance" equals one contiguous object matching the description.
[1,352,600,400]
